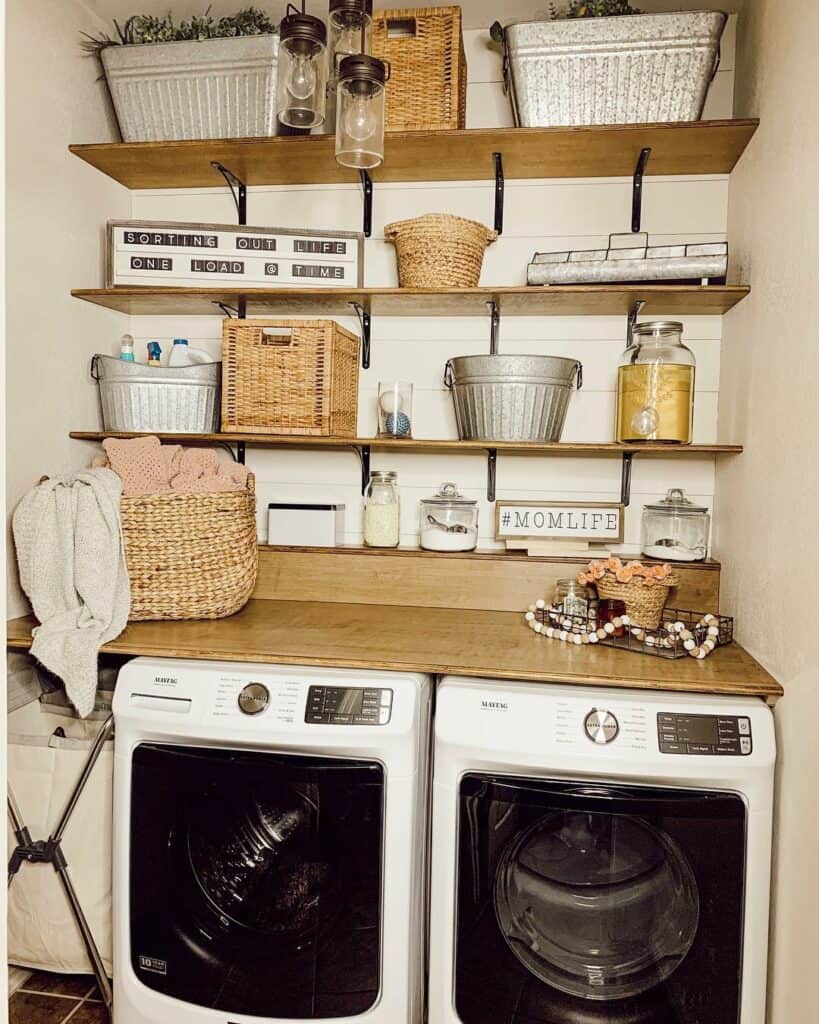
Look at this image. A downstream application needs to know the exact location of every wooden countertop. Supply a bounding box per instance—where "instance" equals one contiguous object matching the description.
[6,600,782,703]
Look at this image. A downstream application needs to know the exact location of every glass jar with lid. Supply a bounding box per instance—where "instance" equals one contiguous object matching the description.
[554,579,590,616]
[419,483,478,552]
[327,0,373,125]
[615,321,695,444]
[641,488,711,562]
[364,470,400,548]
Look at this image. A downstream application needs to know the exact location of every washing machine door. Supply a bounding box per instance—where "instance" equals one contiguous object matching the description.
[455,775,746,1024]
[129,743,384,1019]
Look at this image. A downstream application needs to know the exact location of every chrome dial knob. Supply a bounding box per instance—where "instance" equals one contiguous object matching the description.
[238,683,270,716]
[584,709,619,744]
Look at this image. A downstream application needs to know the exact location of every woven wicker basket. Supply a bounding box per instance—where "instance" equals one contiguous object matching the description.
[122,476,258,621]
[595,573,680,630]
[221,319,360,436]
[373,6,467,131]
[385,214,497,288]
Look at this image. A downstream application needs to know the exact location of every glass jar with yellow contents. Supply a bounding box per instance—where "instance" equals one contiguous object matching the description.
[615,321,695,444]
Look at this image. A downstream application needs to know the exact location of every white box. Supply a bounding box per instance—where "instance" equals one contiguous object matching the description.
[267,503,346,547]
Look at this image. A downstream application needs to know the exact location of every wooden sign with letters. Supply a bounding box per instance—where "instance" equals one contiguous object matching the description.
[495,501,624,554]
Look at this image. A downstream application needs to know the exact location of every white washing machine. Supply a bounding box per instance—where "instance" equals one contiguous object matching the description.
[112,658,431,1024]
[429,677,775,1024]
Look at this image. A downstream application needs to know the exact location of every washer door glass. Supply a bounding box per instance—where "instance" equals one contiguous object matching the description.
[494,811,699,1000]
[129,743,384,1020]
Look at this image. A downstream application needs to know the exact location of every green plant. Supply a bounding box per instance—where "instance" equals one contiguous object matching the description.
[81,5,278,53]
[550,0,641,16]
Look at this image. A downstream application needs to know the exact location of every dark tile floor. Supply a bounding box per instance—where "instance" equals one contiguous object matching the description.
[9,970,107,1024]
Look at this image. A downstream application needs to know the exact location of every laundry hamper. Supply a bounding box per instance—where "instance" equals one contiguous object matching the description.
[385,214,497,288]
[221,320,360,436]
[7,697,114,976]
[372,5,467,130]
[122,476,258,621]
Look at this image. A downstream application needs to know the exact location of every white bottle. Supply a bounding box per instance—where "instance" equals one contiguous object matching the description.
[168,338,215,366]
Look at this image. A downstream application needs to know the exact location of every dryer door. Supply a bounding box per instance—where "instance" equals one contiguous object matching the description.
[129,743,383,1019]
[455,774,746,1024]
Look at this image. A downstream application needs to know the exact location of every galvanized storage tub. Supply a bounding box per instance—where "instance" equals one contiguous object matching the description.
[501,12,727,127]
[444,355,582,442]
[101,34,279,142]
[92,355,221,433]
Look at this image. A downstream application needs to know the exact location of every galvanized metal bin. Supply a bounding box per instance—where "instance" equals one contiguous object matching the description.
[444,355,582,442]
[101,34,279,142]
[92,355,221,433]
[501,12,727,127]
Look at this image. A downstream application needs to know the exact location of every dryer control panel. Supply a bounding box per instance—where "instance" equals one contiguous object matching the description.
[658,713,752,755]
[305,685,393,725]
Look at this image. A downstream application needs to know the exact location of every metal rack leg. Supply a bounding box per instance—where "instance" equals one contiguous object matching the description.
[57,865,114,1013]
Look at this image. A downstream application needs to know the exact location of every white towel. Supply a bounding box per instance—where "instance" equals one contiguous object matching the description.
[12,469,131,718]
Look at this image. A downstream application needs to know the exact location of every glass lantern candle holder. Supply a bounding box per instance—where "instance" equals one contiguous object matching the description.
[335,53,388,170]
[277,5,328,130]
[327,0,373,126]
[377,381,413,438]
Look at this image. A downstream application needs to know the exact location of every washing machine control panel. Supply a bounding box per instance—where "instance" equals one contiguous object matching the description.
[658,713,752,755]
[305,686,393,725]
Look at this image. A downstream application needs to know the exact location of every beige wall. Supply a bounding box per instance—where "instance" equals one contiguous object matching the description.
[4,0,130,617]
[716,1,819,1020]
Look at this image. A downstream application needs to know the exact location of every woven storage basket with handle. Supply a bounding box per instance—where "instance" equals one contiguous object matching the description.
[122,476,258,621]
[221,319,360,436]
[385,214,497,288]
[594,573,680,631]
[372,6,467,131]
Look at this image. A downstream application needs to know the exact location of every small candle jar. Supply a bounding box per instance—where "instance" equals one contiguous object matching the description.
[597,599,627,637]
[554,579,589,617]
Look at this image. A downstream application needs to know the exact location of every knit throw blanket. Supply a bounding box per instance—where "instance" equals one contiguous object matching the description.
[13,469,131,718]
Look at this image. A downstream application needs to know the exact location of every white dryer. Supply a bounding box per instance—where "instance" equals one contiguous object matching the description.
[112,658,431,1024]
[429,677,775,1024]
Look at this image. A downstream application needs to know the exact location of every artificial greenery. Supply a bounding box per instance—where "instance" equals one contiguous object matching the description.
[82,6,278,52]
[551,0,641,16]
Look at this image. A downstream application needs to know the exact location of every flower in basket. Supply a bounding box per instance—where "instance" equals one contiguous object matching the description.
[578,557,676,588]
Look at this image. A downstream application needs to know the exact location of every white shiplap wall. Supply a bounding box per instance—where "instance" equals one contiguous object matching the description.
[122,20,736,551]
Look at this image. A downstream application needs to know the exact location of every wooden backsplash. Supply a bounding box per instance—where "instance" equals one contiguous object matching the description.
[253,546,721,614]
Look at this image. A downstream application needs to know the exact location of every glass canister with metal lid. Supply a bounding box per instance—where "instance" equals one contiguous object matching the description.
[615,321,695,444]
[419,482,479,552]
[641,488,711,562]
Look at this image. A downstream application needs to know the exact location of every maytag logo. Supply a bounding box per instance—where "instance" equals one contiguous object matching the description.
[153,676,178,687]
[481,700,509,711]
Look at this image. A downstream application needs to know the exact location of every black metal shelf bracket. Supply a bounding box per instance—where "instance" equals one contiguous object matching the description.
[354,444,371,494]
[212,161,248,226]
[631,147,652,233]
[487,299,500,355]
[487,448,498,502]
[360,170,373,238]
[213,301,239,318]
[350,302,372,369]
[493,152,505,235]
[627,298,646,347]
[621,452,635,507]
[236,442,246,465]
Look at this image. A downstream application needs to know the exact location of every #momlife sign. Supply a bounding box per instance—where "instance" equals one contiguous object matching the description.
[495,501,624,544]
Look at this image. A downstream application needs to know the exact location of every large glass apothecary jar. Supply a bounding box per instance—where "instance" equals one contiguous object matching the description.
[364,470,400,548]
[641,488,711,562]
[615,321,695,444]
[419,482,478,552]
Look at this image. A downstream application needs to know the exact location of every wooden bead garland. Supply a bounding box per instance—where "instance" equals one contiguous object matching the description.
[525,604,722,660]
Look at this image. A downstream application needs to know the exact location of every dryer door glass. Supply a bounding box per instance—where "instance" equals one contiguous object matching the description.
[455,775,746,1024]
[129,743,384,1019]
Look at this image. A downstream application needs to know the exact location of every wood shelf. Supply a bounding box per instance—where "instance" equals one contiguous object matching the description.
[72,284,750,318]
[69,431,743,457]
[6,599,783,702]
[69,120,759,190]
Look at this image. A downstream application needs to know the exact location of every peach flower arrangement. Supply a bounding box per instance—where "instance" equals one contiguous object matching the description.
[578,556,676,589]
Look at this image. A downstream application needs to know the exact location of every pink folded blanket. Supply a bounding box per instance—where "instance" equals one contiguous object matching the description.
[94,436,250,496]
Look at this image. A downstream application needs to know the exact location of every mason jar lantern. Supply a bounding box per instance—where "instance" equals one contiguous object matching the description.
[327,0,373,128]
[335,53,389,169]
[276,3,328,130]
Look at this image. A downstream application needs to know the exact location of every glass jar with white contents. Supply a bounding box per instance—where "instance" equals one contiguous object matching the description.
[419,483,479,552]
[641,488,711,562]
[364,471,400,548]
